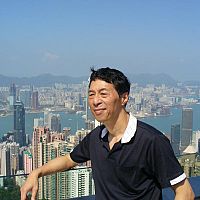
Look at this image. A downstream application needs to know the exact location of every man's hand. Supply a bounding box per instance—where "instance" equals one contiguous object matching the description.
[20,155,77,200]
[20,170,39,200]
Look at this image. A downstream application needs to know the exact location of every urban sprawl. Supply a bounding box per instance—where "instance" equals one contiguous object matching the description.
[0,81,200,199]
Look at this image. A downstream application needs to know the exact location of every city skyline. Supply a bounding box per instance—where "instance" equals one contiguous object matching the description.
[1,1,200,81]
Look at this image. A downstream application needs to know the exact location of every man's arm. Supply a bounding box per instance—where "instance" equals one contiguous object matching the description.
[20,154,77,200]
[172,178,195,200]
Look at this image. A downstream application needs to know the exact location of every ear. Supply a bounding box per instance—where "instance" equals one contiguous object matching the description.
[121,92,129,106]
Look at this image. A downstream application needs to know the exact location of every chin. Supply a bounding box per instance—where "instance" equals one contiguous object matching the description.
[94,116,106,123]
[95,118,104,123]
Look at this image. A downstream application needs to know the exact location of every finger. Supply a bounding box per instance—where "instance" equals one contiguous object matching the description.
[31,187,38,200]
[20,188,27,200]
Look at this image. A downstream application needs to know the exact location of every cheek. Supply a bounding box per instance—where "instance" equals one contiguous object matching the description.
[88,99,93,107]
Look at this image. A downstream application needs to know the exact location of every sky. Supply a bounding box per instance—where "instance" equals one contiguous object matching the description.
[0,0,200,81]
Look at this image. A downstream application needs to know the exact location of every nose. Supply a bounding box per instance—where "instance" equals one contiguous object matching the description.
[92,94,102,107]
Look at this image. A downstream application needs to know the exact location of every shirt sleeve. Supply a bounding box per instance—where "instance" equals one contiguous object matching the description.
[70,132,91,163]
[148,133,185,188]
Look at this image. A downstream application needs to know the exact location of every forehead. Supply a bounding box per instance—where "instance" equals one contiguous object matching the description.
[89,79,115,91]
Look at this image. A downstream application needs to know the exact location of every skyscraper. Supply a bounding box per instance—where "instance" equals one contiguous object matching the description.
[171,124,180,156]
[32,127,50,170]
[77,93,83,106]
[14,101,26,147]
[9,83,16,108]
[0,142,19,176]
[36,140,74,199]
[19,89,32,108]
[49,114,61,132]
[32,91,39,110]
[181,108,193,152]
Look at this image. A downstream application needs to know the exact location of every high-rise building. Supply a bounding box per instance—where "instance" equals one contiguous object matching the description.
[23,150,33,174]
[0,145,10,176]
[9,83,16,108]
[33,118,44,128]
[49,114,61,132]
[19,89,32,108]
[0,142,19,176]
[14,101,26,147]
[37,140,74,200]
[44,109,50,127]
[181,108,193,152]
[32,91,39,110]
[9,142,20,175]
[32,127,50,170]
[171,124,180,156]
[77,93,83,106]
[66,167,94,199]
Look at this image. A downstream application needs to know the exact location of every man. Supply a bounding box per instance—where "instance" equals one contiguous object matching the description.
[21,67,194,200]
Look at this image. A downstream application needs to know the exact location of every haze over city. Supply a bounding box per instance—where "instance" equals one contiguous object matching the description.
[1,0,200,81]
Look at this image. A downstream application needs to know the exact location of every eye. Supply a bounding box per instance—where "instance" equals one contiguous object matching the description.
[100,92,108,97]
[88,92,95,97]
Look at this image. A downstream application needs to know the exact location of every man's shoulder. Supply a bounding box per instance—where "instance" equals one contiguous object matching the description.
[136,120,168,141]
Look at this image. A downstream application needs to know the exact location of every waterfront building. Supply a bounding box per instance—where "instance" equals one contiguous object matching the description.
[77,93,83,106]
[180,108,193,153]
[171,124,181,156]
[19,89,32,108]
[14,101,26,147]
[49,113,61,132]
[9,83,16,108]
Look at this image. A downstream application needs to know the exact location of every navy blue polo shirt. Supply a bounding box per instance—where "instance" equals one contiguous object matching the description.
[70,114,185,200]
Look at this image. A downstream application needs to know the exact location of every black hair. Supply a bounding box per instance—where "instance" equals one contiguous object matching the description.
[89,67,130,96]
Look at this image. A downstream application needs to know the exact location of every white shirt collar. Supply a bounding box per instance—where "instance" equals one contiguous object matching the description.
[101,113,137,143]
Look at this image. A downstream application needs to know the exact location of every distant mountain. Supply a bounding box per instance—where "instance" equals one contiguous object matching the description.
[128,73,177,86]
[0,74,88,86]
[0,73,190,87]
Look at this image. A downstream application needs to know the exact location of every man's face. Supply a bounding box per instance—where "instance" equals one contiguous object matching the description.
[88,79,127,124]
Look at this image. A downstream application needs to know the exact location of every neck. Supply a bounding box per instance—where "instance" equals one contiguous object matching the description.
[105,110,130,138]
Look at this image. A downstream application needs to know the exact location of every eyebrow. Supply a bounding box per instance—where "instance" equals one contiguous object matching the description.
[88,88,110,93]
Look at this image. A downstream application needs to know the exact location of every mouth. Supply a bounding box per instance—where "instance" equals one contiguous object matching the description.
[93,108,105,115]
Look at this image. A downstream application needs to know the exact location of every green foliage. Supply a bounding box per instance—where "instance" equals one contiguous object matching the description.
[0,178,21,200]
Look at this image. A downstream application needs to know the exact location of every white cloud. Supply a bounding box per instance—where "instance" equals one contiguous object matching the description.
[42,51,60,62]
